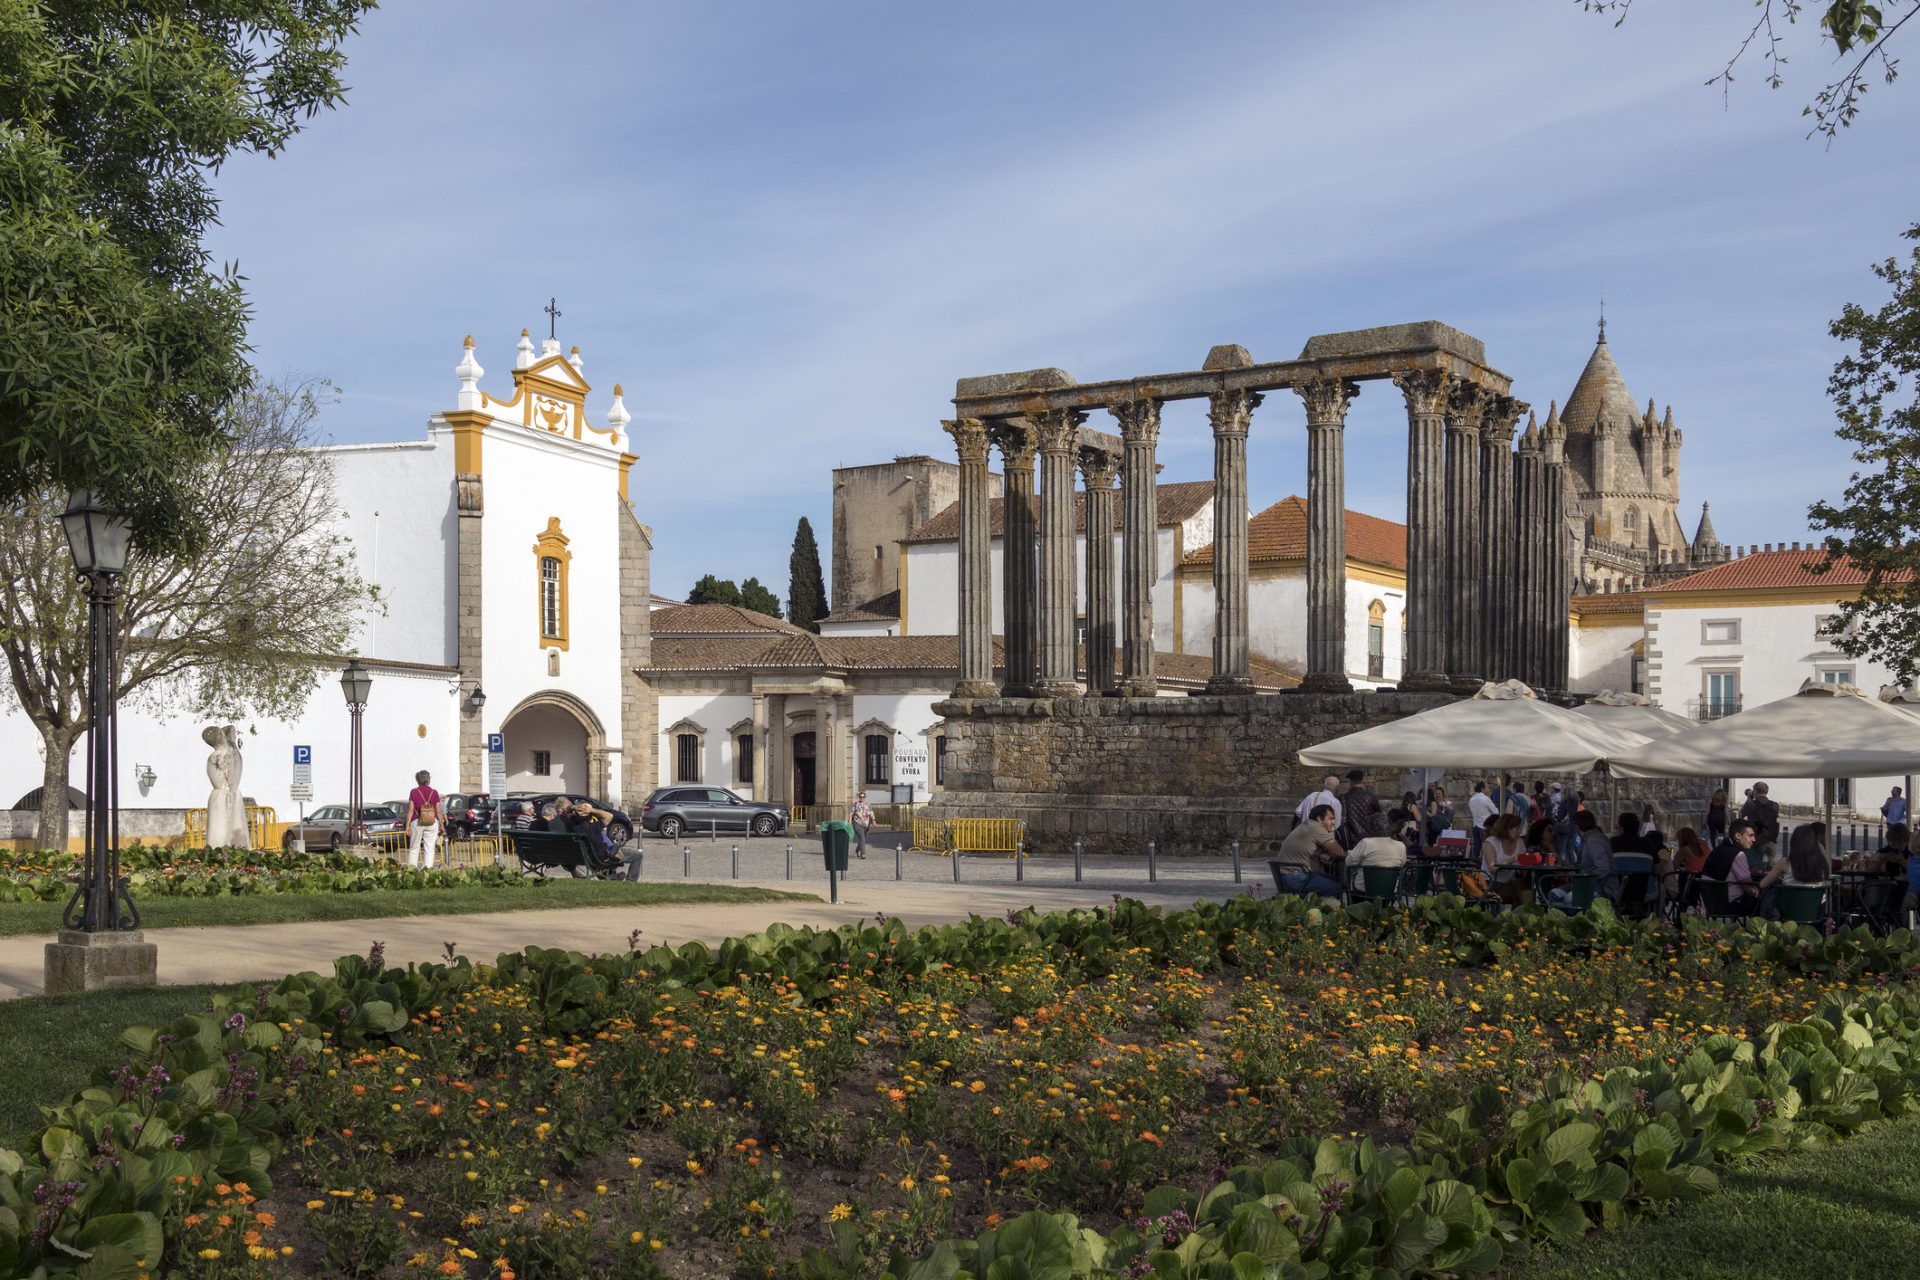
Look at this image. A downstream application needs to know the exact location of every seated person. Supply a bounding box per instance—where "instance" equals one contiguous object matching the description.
[1759,823,1830,920]
[1700,819,1762,914]
[1611,812,1649,856]
[530,802,565,833]
[1671,826,1712,875]
[1551,810,1616,904]
[1274,803,1343,899]
[556,797,616,853]
[509,801,537,831]
[1344,811,1410,892]
[1480,813,1527,902]
[1523,817,1557,864]
[1872,823,1910,877]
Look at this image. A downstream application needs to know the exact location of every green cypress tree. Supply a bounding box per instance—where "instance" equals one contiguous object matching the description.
[739,577,783,618]
[788,517,829,633]
[685,574,742,607]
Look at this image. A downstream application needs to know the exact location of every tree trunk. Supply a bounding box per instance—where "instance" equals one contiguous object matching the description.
[35,724,79,852]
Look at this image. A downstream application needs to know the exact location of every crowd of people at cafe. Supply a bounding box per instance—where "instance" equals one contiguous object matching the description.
[1273,768,1918,928]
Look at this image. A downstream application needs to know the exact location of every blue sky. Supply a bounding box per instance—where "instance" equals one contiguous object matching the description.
[205,1,1920,603]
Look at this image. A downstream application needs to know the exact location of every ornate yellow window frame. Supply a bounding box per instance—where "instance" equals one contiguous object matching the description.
[533,517,572,651]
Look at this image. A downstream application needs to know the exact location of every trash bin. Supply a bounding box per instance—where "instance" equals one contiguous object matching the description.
[819,821,852,872]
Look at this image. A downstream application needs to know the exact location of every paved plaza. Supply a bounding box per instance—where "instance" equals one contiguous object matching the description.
[0,838,1255,1000]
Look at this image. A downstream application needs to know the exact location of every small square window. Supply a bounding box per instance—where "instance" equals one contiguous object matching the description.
[874,545,884,560]
[531,750,552,777]
[1702,619,1740,644]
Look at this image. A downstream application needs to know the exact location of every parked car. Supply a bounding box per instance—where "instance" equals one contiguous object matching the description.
[519,793,636,846]
[639,786,788,839]
[283,803,404,851]
[441,793,501,838]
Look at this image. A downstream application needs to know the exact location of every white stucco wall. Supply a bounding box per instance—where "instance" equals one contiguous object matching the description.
[1185,571,1402,686]
[656,693,755,788]
[324,440,457,667]
[1648,592,1904,812]
[819,618,898,637]
[1571,620,1643,695]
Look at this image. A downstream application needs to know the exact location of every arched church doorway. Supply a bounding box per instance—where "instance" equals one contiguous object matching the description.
[500,692,604,796]
[791,731,816,807]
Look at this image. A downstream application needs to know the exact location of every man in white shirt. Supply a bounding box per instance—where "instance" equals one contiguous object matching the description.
[1295,774,1343,829]
[1466,781,1498,832]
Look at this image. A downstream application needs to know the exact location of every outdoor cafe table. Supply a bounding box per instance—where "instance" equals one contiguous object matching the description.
[1829,869,1900,930]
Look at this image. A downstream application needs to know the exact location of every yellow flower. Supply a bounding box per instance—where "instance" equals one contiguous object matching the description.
[198,1249,221,1260]
[828,1203,853,1222]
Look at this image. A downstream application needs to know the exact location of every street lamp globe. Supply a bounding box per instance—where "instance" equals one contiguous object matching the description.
[339,659,372,707]
[61,491,132,577]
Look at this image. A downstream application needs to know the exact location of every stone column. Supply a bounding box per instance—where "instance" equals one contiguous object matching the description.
[1079,445,1121,694]
[1392,370,1451,691]
[1295,378,1359,692]
[1478,394,1525,683]
[1111,396,1162,696]
[767,694,787,803]
[1032,408,1087,697]
[1511,417,1545,686]
[750,693,768,802]
[987,420,1039,696]
[1541,416,1571,689]
[814,692,835,810]
[943,417,998,698]
[455,473,485,790]
[1206,387,1263,695]
[1444,383,1489,687]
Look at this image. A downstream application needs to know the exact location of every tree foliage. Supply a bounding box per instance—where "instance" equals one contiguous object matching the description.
[685,574,743,607]
[739,576,782,618]
[0,378,376,847]
[787,517,829,633]
[0,0,375,549]
[1581,0,1917,138]
[1808,225,1920,687]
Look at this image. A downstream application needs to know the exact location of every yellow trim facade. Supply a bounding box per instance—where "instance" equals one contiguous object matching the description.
[443,409,489,474]
[1645,584,1865,611]
[533,517,572,651]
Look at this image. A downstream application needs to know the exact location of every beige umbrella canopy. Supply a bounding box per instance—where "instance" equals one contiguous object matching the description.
[1607,681,1920,780]
[1297,680,1654,774]
[1569,690,1696,741]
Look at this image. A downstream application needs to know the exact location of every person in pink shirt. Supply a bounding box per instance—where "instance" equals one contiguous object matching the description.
[406,769,442,869]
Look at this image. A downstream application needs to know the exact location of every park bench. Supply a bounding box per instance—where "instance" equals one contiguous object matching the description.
[509,830,625,879]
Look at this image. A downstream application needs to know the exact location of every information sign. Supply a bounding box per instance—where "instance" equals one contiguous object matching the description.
[290,744,313,802]
[487,733,507,802]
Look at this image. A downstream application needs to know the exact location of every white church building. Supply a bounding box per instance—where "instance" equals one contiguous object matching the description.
[2,329,655,845]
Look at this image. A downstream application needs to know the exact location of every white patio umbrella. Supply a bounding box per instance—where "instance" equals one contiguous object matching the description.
[1607,681,1920,781]
[1297,680,1655,774]
[1569,690,1696,740]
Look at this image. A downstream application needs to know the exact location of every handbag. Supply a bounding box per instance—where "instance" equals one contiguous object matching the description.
[1458,870,1490,898]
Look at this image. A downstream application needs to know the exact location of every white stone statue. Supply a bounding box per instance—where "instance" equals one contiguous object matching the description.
[203,724,251,849]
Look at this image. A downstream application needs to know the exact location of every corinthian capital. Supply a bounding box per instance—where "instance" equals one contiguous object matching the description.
[1109,396,1163,446]
[1030,407,1089,455]
[1391,368,1450,418]
[1479,394,1528,444]
[985,418,1038,468]
[1446,381,1490,434]
[1293,378,1360,426]
[942,417,990,465]
[1078,444,1121,490]
[1207,387,1263,438]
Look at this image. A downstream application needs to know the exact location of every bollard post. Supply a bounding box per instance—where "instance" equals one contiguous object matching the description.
[785,843,793,881]
[1016,837,1024,883]
[1232,840,1242,883]
[1147,839,1158,884]
[711,818,718,841]
[731,844,739,879]
[682,845,691,877]
[952,844,961,883]
[1073,838,1083,883]
[829,862,839,905]
[894,841,902,882]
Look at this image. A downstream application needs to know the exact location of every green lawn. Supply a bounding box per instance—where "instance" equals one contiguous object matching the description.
[1508,1111,1920,1279]
[0,879,814,937]
[0,981,255,1152]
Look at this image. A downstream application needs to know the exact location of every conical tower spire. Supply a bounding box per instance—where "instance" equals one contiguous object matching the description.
[1692,501,1723,559]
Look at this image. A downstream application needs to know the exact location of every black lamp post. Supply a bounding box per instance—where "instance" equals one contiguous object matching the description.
[60,491,137,932]
[340,659,372,845]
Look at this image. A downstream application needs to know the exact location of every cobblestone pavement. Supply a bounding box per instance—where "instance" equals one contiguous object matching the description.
[619,829,1267,895]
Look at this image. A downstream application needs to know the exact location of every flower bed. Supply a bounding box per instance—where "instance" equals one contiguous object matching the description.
[0,847,528,901]
[5,895,1920,1278]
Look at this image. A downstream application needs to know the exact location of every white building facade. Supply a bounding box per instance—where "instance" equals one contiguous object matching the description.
[1,329,654,847]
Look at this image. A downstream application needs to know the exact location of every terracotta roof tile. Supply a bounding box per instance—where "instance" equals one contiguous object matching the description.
[829,590,901,623]
[1653,550,1892,593]
[649,603,803,635]
[903,481,1214,545]
[1569,592,1646,615]
[1185,497,1406,570]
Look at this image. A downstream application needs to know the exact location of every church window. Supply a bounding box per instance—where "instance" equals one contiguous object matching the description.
[1367,601,1386,681]
[1623,505,1640,547]
[736,734,754,785]
[865,734,891,786]
[532,518,572,650]
[676,734,700,783]
[531,750,552,777]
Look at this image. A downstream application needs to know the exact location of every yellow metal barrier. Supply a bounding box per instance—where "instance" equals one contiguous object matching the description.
[357,830,506,869]
[947,817,1026,858]
[788,804,847,833]
[911,814,953,855]
[184,806,280,850]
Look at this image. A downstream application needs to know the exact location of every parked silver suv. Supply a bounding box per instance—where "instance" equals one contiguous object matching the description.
[640,787,788,839]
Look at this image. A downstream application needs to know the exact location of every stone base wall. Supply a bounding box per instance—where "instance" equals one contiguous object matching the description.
[928,692,1711,856]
